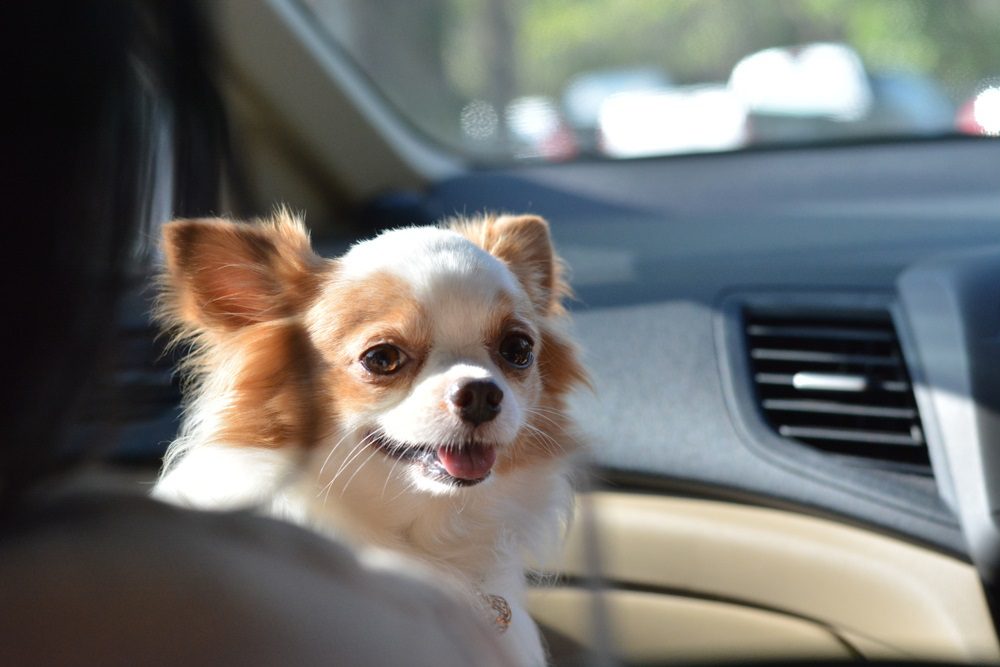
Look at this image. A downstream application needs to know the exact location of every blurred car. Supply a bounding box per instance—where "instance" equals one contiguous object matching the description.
[561,67,674,154]
[505,96,579,161]
[108,0,1000,664]
[866,71,955,135]
[598,84,748,157]
[729,43,957,144]
[729,42,874,122]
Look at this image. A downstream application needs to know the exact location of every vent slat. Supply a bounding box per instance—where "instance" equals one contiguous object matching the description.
[754,372,910,393]
[791,372,867,392]
[751,348,899,367]
[747,324,895,343]
[745,309,929,470]
[778,425,923,448]
[754,372,795,385]
[763,399,916,420]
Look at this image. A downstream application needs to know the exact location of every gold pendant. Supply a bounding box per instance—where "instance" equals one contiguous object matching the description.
[480,592,512,633]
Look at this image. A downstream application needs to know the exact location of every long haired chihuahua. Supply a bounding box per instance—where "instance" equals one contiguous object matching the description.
[152,210,587,665]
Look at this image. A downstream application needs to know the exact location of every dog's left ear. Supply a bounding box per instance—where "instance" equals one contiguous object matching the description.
[160,211,326,333]
[455,214,563,314]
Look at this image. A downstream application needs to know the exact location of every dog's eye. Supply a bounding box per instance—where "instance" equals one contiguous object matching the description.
[498,333,534,369]
[361,344,407,375]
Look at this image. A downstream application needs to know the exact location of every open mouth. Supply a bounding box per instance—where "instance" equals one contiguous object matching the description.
[369,434,498,487]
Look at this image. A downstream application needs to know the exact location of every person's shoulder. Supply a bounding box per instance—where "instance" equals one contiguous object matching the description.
[0,473,512,666]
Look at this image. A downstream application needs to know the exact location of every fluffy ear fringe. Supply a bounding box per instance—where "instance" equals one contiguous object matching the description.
[449,213,572,317]
[156,209,327,342]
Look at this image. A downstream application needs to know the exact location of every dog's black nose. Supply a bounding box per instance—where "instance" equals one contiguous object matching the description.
[449,380,503,425]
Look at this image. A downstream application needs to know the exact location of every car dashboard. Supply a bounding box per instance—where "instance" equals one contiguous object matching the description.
[407,138,1000,662]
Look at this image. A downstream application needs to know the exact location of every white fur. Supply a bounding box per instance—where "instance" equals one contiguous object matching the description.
[338,226,520,298]
[155,226,576,666]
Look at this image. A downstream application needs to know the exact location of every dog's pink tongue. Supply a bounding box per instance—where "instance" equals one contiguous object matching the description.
[437,445,497,481]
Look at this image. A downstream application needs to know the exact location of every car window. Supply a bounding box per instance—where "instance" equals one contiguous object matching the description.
[301,0,1000,163]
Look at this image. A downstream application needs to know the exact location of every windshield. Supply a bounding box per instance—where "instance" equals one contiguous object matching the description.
[302,0,1000,162]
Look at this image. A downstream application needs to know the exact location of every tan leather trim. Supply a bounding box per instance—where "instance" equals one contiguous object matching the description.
[529,587,854,663]
[530,492,999,662]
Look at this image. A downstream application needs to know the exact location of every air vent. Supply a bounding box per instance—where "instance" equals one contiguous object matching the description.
[745,310,929,470]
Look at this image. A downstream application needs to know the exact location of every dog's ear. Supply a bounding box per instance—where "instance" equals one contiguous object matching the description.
[161,212,326,332]
[454,214,565,314]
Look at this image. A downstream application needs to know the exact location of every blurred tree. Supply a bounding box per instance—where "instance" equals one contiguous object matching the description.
[307,0,1000,150]
[507,0,1000,99]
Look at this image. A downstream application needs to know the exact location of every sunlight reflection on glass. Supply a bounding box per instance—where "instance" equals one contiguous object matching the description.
[972,88,1000,136]
[460,100,499,141]
[599,86,747,158]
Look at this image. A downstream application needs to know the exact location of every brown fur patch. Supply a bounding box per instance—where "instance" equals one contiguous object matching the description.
[210,321,326,449]
[450,214,571,317]
[495,323,588,473]
[309,270,431,419]
[537,326,590,397]
[482,292,518,348]
[482,292,539,368]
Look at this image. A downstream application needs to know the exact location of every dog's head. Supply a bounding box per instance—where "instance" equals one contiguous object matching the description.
[161,211,585,496]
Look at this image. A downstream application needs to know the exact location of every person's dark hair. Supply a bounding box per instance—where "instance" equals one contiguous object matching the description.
[0,1,228,507]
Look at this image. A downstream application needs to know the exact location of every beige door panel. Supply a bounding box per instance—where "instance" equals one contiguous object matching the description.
[529,587,856,664]
[528,492,998,663]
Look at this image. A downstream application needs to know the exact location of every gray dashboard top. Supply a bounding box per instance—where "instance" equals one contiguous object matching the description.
[422,139,1000,557]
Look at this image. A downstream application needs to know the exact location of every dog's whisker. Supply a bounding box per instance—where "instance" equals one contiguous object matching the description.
[523,423,567,457]
[532,419,570,434]
[374,425,404,499]
[380,446,405,500]
[525,407,570,430]
[386,482,413,504]
[332,428,386,492]
[525,421,562,444]
[525,416,572,442]
[527,405,568,417]
[317,429,356,479]
[535,432,567,450]
[322,441,365,494]
[339,445,383,497]
[458,481,478,513]
[329,433,378,486]
[319,433,378,502]
[526,411,566,427]
[526,403,568,415]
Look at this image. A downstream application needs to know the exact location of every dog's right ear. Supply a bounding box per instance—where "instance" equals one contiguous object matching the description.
[161,212,326,332]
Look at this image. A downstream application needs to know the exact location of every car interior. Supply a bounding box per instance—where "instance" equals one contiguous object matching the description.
[97,1,1000,664]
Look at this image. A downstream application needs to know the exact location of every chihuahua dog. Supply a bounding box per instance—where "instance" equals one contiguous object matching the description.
[152,210,587,665]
